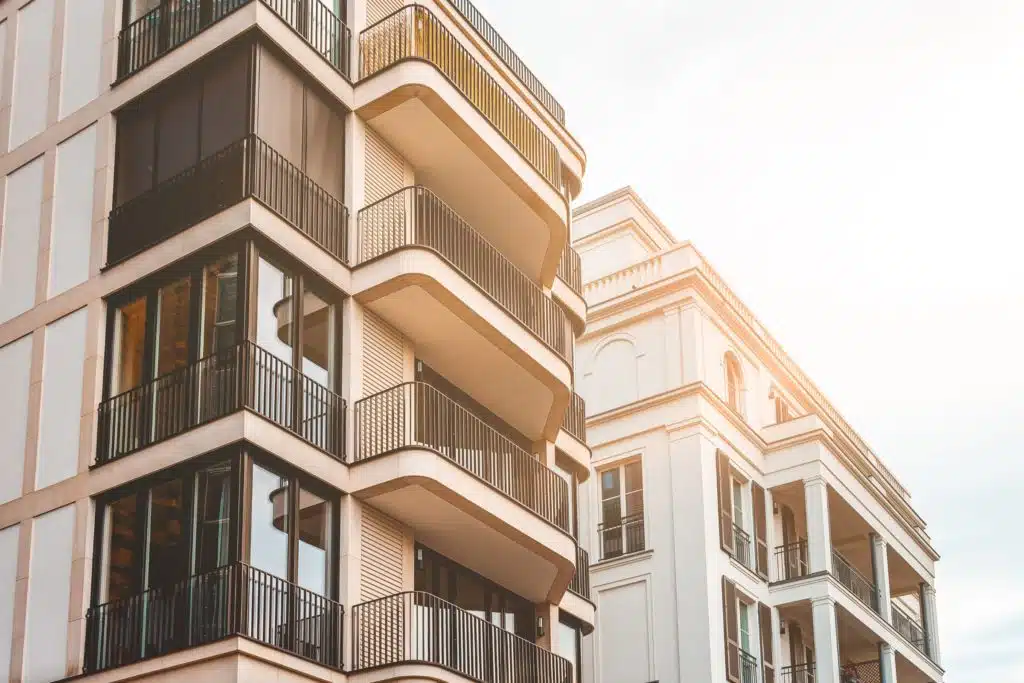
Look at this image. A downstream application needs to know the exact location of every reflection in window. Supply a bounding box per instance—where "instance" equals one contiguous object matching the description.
[154,276,192,377]
[256,257,295,365]
[201,254,238,356]
[145,479,187,590]
[250,464,290,579]
[106,493,139,602]
[301,290,332,387]
[111,296,147,394]
[297,488,330,595]
[193,461,232,573]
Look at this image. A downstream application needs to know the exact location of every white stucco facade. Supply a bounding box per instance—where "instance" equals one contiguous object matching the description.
[575,188,944,683]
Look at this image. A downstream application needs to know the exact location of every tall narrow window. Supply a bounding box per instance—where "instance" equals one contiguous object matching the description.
[255,257,296,364]
[725,352,744,415]
[193,461,232,573]
[200,254,238,356]
[598,460,645,560]
[111,296,148,395]
[297,488,330,595]
[105,493,139,602]
[153,277,192,377]
[249,463,291,579]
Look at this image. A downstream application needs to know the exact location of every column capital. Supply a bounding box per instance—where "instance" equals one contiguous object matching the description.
[810,595,836,609]
[870,532,887,548]
[804,474,828,488]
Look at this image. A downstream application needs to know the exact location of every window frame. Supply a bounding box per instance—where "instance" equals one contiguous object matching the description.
[596,456,646,560]
[725,351,745,416]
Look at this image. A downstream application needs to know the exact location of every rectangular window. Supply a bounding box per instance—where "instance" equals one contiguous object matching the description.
[598,460,645,560]
[200,254,239,356]
[111,296,148,395]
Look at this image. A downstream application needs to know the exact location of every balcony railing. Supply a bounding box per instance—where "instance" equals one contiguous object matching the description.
[359,6,561,190]
[117,0,351,80]
[831,550,879,613]
[557,242,583,297]
[352,591,571,682]
[357,186,572,361]
[445,0,564,124]
[108,134,348,265]
[597,512,645,561]
[97,341,346,464]
[561,392,586,443]
[739,649,758,683]
[732,524,755,571]
[772,540,809,582]
[353,382,570,533]
[780,662,816,683]
[84,562,344,673]
[840,659,881,683]
[890,601,927,654]
[568,546,590,600]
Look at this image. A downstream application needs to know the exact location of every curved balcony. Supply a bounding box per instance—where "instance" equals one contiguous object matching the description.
[356,4,569,283]
[84,562,344,674]
[349,382,576,602]
[354,187,572,440]
[554,242,586,332]
[556,392,591,480]
[352,592,571,682]
[97,341,346,464]
[560,545,595,633]
[117,0,351,82]
[107,134,348,266]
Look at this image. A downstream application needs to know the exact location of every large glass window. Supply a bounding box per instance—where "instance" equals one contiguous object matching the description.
[249,463,291,579]
[200,254,239,356]
[297,488,330,595]
[598,460,645,560]
[255,257,295,364]
[110,296,148,395]
[154,276,192,376]
[193,461,232,573]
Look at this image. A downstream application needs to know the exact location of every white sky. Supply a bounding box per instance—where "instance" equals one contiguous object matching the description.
[472,0,1024,678]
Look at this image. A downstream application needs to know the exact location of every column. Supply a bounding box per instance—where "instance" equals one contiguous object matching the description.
[804,476,832,574]
[870,534,892,620]
[878,642,898,683]
[920,583,941,664]
[811,596,840,683]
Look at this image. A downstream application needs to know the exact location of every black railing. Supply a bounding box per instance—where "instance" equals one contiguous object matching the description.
[890,601,927,654]
[773,540,809,582]
[84,562,343,673]
[446,0,565,124]
[840,660,881,683]
[353,382,570,533]
[97,341,346,464]
[108,134,348,265]
[351,591,571,683]
[557,242,583,297]
[733,524,755,571]
[561,392,586,443]
[359,6,561,190]
[739,649,758,683]
[781,662,816,683]
[117,0,351,80]
[597,513,645,561]
[568,546,590,599]
[831,550,879,613]
[358,186,572,361]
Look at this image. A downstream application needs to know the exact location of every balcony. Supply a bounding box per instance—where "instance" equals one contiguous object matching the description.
[772,540,809,583]
[568,546,590,600]
[107,134,348,265]
[117,0,351,81]
[351,591,571,682]
[354,187,572,440]
[733,524,756,573]
[84,562,344,673]
[739,649,759,683]
[891,601,927,655]
[553,242,586,331]
[779,663,815,683]
[597,512,645,561]
[831,550,880,614]
[349,382,576,602]
[356,4,569,285]
[97,341,346,464]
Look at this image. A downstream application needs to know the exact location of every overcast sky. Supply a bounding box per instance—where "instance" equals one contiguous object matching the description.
[472,0,1024,678]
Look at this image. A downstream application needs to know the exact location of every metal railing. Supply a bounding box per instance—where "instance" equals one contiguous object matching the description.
[739,649,758,683]
[597,513,645,561]
[890,601,927,654]
[561,392,586,442]
[109,134,348,265]
[359,6,561,190]
[568,546,590,599]
[830,550,879,613]
[353,382,570,533]
[732,524,755,571]
[772,540,809,582]
[357,186,571,360]
[445,0,565,124]
[117,0,351,80]
[840,660,881,683]
[97,341,346,464]
[84,562,344,673]
[780,662,815,683]
[557,242,583,297]
[351,591,571,682]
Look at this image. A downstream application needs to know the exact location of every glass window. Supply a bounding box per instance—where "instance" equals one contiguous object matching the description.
[738,602,752,652]
[624,461,643,517]
[111,296,148,395]
[106,493,139,602]
[557,618,581,683]
[200,254,239,356]
[599,460,645,559]
[127,0,161,23]
[257,50,305,167]
[249,464,290,579]
[145,478,187,589]
[304,90,344,197]
[156,85,201,183]
[200,47,249,159]
[255,257,295,365]
[193,461,233,573]
[115,109,155,204]
[297,488,330,595]
[154,276,192,377]
[301,289,332,387]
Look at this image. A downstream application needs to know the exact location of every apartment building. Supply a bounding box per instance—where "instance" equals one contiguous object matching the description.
[573,188,944,683]
[0,0,594,681]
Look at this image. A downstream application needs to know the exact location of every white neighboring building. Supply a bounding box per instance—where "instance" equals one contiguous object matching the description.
[574,188,943,683]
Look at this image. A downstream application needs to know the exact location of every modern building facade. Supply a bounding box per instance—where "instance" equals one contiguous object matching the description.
[573,188,944,683]
[0,0,593,681]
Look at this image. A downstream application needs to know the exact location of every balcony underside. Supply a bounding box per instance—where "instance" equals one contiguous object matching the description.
[352,249,572,440]
[559,589,596,634]
[356,69,567,286]
[349,448,576,603]
[555,428,591,480]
